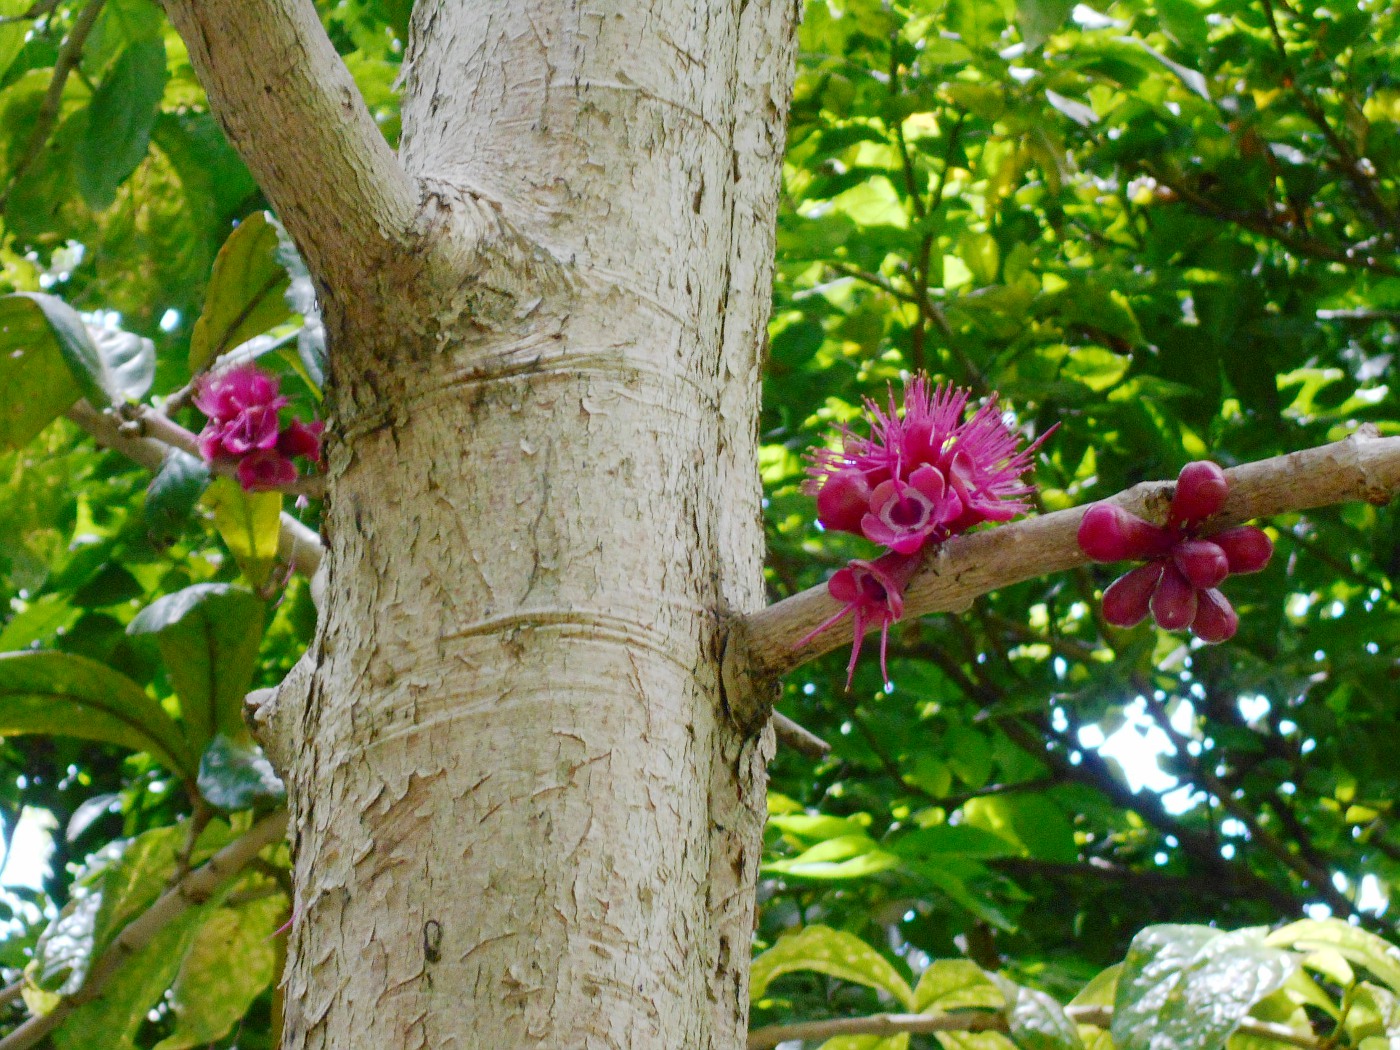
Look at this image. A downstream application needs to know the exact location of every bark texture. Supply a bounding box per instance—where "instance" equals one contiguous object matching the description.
[205,1,805,1048]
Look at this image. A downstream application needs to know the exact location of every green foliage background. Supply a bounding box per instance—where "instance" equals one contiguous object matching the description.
[0,0,1396,1046]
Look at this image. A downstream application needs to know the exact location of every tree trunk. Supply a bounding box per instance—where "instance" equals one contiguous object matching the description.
[255,2,799,1047]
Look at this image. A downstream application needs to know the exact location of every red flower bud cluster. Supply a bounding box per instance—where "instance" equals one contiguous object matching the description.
[1077,461,1272,643]
[194,364,323,492]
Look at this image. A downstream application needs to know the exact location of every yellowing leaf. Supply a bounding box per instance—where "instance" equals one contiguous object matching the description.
[204,477,282,587]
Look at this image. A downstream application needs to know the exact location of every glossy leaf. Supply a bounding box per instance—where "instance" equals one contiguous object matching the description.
[197,734,285,811]
[189,212,293,372]
[77,37,169,211]
[989,973,1084,1050]
[145,450,212,546]
[0,651,196,779]
[750,924,915,1008]
[127,584,265,748]
[1113,926,1297,1050]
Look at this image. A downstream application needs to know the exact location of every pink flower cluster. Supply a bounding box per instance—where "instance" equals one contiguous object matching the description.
[194,364,322,492]
[1077,461,1273,642]
[800,376,1049,686]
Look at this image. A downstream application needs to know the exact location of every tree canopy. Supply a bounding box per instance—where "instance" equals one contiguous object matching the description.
[0,0,1396,1047]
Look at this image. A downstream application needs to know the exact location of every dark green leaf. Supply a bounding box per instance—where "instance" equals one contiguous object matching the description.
[145,451,212,546]
[77,37,169,211]
[189,212,293,372]
[0,651,196,779]
[127,584,265,749]
[197,734,285,811]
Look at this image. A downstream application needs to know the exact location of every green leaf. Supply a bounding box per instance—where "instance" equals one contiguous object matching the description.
[750,925,915,1008]
[0,594,79,651]
[189,212,293,372]
[0,651,196,779]
[818,1037,909,1050]
[197,734,285,811]
[203,477,283,587]
[1,292,153,410]
[1068,964,1120,1009]
[127,583,265,748]
[1113,926,1225,1043]
[1113,925,1298,1050]
[989,974,1084,1050]
[890,824,1016,861]
[1266,919,1400,996]
[914,959,1004,1013]
[0,294,82,448]
[1016,0,1074,48]
[0,0,31,83]
[53,903,208,1050]
[963,795,1078,863]
[77,37,168,211]
[145,451,212,546]
[31,825,182,994]
[153,893,284,1050]
[86,324,156,404]
[761,834,900,880]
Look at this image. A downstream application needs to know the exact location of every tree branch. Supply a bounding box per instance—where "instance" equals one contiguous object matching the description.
[746,1004,1320,1050]
[772,713,831,759]
[65,400,324,577]
[156,0,420,284]
[734,430,1400,688]
[0,0,105,213]
[0,811,289,1050]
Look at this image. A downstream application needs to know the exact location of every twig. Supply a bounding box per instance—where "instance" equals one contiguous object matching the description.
[1146,166,1399,278]
[0,982,22,1009]
[0,0,106,212]
[772,712,831,758]
[0,0,59,24]
[746,1004,1321,1049]
[65,400,324,577]
[0,811,288,1050]
[734,429,1400,685]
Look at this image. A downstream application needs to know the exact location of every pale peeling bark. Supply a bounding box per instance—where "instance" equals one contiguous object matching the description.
[194,1,808,1049]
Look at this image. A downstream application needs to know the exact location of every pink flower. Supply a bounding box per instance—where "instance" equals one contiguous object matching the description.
[236,450,299,492]
[277,419,324,464]
[799,374,1052,687]
[860,465,962,554]
[797,552,921,688]
[216,403,282,457]
[193,364,286,423]
[806,376,1048,549]
[192,364,324,492]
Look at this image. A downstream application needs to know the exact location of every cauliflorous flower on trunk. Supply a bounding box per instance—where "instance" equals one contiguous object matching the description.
[194,364,323,492]
[800,374,1050,688]
[806,376,1047,547]
[796,552,920,688]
